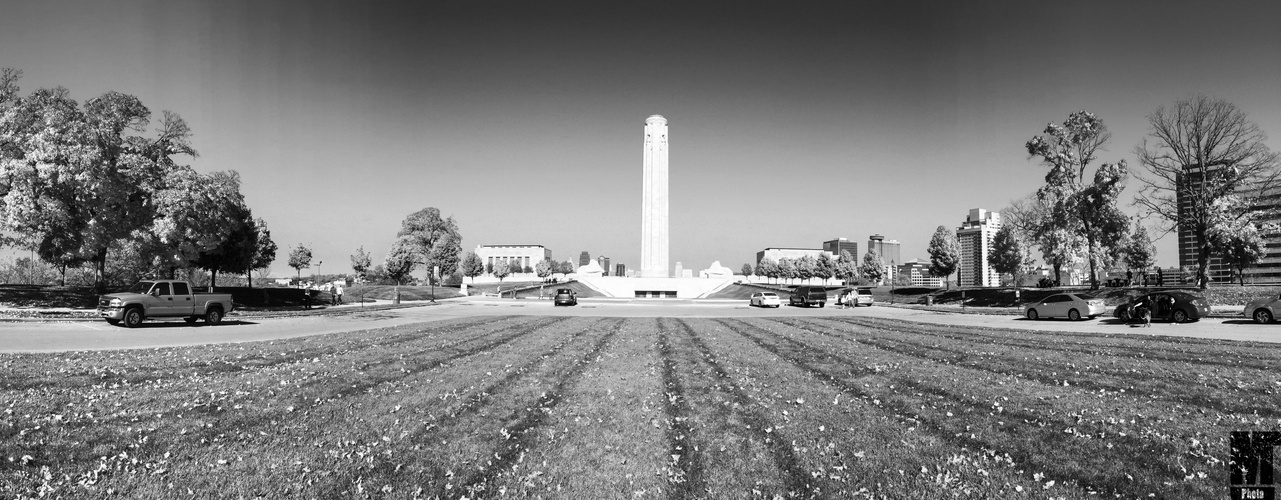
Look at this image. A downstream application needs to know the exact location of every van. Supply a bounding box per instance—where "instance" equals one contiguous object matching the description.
[789,286,827,308]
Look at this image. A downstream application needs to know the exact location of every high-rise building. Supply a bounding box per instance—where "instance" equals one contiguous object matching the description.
[579,251,591,266]
[1176,166,1231,283]
[822,238,859,262]
[597,256,611,276]
[1179,169,1281,284]
[956,208,1001,287]
[641,115,669,278]
[615,263,627,277]
[867,234,902,283]
[897,258,943,287]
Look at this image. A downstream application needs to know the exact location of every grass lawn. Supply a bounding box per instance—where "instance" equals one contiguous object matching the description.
[2,316,1274,498]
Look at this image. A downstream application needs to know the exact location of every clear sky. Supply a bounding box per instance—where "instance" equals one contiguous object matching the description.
[3,1,1279,276]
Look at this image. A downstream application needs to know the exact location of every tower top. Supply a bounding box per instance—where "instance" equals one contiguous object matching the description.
[646,115,667,125]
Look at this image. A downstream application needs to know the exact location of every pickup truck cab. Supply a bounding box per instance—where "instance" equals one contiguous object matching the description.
[789,286,827,308]
[98,280,235,328]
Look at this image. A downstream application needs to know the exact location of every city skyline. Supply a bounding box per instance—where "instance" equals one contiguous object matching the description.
[2,1,1279,277]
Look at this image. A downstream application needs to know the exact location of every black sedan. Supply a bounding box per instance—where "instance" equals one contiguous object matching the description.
[1113,291,1210,323]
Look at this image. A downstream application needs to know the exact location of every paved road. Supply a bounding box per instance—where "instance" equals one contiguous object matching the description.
[2,297,1278,353]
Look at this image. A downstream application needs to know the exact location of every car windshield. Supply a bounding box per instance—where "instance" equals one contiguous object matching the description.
[127,281,156,294]
[857,290,872,295]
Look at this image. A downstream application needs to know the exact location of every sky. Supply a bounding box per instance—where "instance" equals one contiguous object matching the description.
[3,1,1280,277]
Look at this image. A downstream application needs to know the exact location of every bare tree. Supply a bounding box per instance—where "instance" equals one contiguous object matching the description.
[1133,94,1280,289]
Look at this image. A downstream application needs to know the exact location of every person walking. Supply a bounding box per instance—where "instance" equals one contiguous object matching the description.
[335,282,344,305]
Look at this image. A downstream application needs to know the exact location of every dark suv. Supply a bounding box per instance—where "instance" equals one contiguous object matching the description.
[553,288,578,306]
[789,286,827,308]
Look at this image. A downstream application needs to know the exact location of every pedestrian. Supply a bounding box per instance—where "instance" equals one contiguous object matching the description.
[303,285,311,310]
[335,282,344,305]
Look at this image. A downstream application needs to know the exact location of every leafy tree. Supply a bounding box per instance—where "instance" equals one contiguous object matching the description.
[248,218,277,288]
[833,251,857,285]
[559,260,575,275]
[1206,196,1273,285]
[741,263,754,277]
[383,239,417,300]
[927,226,960,289]
[0,73,198,291]
[535,258,555,280]
[1122,222,1156,283]
[350,246,372,282]
[396,207,462,286]
[1133,94,1280,289]
[756,258,777,284]
[795,255,816,283]
[1025,110,1131,289]
[491,260,511,283]
[814,254,835,284]
[460,252,484,283]
[859,250,884,285]
[777,258,796,285]
[987,225,1025,286]
[287,244,313,282]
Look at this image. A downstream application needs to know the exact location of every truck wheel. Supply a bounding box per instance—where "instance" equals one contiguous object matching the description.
[122,308,144,328]
[184,317,198,324]
[819,302,825,308]
[205,308,223,325]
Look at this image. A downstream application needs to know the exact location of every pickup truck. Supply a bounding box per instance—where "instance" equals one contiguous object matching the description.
[97,280,235,328]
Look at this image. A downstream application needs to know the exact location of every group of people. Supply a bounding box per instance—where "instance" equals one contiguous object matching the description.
[299,281,345,309]
[1132,293,1175,326]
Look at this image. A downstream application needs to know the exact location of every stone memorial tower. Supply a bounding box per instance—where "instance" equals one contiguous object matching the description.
[641,115,669,278]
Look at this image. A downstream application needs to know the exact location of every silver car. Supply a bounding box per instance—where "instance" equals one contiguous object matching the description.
[1244,293,1281,323]
[1023,293,1107,321]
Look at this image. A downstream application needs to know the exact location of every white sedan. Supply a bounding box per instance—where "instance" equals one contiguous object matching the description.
[1244,294,1281,323]
[1023,293,1107,321]
[750,292,781,308]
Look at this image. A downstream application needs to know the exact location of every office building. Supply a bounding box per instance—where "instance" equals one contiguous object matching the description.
[822,238,859,262]
[955,208,1002,287]
[475,245,552,275]
[898,258,943,287]
[597,256,611,277]
[867,234,902,283]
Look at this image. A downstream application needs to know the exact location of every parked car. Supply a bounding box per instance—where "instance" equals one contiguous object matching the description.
[789,286,827,308]
[1023,293,1106,320]
[852,288,874,307]
[97,280,235,328]
[1243,293,1281,323]
[1113,291,1210,323]
[750,292,781,308]
[553,288,577,306]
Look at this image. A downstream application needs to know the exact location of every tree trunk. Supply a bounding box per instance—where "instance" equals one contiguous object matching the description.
[210,269,218,291]
[1197,239,1211,290]
[247,265,253,289]
[1052,263,1062,287]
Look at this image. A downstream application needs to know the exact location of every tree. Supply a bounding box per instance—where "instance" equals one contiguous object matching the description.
[741,263,754,277]
[777,258,796,285]
[1025,110,1131,289]
[0,74,197,292]
[814,254,835,284]
[396,207,462,286]
[834,251,857,285]
[987,225,1025,287]
[795,255,816,284]
[927,226,960,289]
[535,258,555,280]
[491,260,511,283]
[1206,196,1273,285]
[460,252,484,284]
[1133,94,1280,289]
[287,244,313,282]
[1122,222,1156,284]
[559,260,575,275]
[350,246,372,282]
[248,218,277,288]
[757,258,778,284]
[383,239,417,301]
[859,250,884,285]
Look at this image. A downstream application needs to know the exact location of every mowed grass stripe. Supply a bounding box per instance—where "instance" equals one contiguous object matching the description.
[746,317,1217,498]
[654,318,707,496]
[837,315,1278,371]
[789,317,1281,419]
[708,317,1054,497]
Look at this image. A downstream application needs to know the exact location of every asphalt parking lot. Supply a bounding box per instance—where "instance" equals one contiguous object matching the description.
[1,296,1278,353]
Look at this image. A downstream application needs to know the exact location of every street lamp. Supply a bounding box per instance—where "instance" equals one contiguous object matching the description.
[890,260,896,304]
